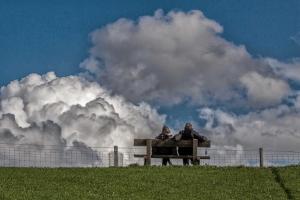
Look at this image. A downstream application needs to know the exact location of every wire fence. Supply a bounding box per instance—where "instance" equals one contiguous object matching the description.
[0,143,299,168]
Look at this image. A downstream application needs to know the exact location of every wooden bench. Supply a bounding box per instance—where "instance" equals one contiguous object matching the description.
[134,139,211,165]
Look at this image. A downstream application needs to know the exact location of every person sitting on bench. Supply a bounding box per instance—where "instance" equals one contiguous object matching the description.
[155,125,173,166]
[176,123,208,166]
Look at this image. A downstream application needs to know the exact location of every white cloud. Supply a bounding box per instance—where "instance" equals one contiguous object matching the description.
[0,72,165,149]
[266,58,300,82]
[198,105,300,151]
[81,9,294,108]
[240,72,290,107]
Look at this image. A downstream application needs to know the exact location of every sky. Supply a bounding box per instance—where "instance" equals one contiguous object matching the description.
[0,0,300,152]
[0,0,299,85]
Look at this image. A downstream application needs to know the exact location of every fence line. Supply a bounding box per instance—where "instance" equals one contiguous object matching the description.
[0,143,299,168]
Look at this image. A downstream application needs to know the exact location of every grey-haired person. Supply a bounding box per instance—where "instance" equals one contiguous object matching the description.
[155,125,173,166]
[176,123,208,165]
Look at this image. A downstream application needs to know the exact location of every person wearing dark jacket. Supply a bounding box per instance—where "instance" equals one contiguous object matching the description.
[155,125,173,166]
[177,123,207,165]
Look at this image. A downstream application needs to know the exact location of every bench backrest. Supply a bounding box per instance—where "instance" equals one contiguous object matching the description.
[134,139,211,147]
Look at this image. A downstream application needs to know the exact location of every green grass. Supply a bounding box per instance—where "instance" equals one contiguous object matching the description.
[0,166,299,200]
[277,166,300,200]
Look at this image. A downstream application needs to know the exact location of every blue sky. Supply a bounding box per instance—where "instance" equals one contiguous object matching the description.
[0,0,299,86]
[0,0,299,128]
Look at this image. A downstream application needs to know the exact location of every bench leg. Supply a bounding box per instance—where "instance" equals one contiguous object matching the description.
[144,156,151,166]
[145,139,152,166]
[192,159,200,165]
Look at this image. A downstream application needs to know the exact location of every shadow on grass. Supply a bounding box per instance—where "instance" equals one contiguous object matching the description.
[271,167,294,200]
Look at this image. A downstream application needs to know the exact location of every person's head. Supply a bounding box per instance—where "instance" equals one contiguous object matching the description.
[184,123,193,132]
[162,125,170,135]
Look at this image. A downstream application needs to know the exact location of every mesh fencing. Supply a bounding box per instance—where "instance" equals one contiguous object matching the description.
[0,144,299,167]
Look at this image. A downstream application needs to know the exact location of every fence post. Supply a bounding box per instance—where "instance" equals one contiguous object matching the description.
[259,147,263,167]
[193,139,198,165]
[114,145,118,167]
[145,139,152,166]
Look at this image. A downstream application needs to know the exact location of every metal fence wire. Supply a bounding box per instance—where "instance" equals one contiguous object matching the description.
[0,144,299,168]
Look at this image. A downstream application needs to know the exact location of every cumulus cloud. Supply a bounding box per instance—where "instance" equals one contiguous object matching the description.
[240,72,290,107]
[81,9,291,107]
[0,114,101,167]
[0,72,165,150]
[266,58,300,82]
[198,104,300,151]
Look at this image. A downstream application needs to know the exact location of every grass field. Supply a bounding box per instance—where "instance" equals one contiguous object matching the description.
[0,166,299,200]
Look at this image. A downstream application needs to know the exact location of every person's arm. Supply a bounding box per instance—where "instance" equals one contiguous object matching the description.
[166,134,173,139]
[155,134,162,139]
[192,130,208,142]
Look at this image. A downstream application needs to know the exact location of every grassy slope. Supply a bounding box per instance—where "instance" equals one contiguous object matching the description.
[0,166,298,200]
[278,166,300,199]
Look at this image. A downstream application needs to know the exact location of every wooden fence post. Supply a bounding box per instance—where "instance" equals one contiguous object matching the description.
[114,145,118,167]
[146,139,152,166]
[193,139,198,165]
[259,147,263,167]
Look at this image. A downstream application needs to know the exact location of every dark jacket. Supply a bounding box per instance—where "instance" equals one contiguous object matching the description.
[177,129,207,142]
[177,129,208,157]
[153,133,176,155]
